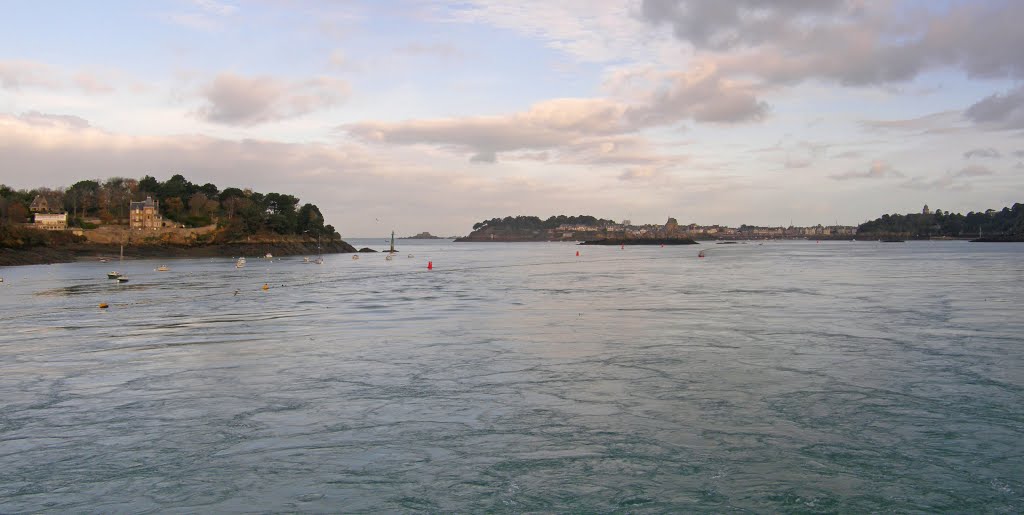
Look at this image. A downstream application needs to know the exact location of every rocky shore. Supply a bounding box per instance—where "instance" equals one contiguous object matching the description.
[580,238,699,246]
[0,239,357,267]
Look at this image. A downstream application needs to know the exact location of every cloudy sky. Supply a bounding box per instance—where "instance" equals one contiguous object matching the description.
[2,0,1022,236]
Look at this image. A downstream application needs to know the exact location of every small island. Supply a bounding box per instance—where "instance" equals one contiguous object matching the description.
[1,174,356,266]
[399,232,444,239]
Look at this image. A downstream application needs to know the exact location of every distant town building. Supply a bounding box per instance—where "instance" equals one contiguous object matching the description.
[922,204,930,215]
[33,212,67,230]
[130,196,164,230]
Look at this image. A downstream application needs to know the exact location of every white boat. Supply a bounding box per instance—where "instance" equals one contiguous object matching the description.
[107,271,122,279]
[235,257,246,268]
[698,250,706,258]
[385,254,394,261]
[157,265,169,272]
[303,257,310,263]
[314,257,324,265]
[351,254,359,260]
[265,253,273,259]
[116,276,129,283]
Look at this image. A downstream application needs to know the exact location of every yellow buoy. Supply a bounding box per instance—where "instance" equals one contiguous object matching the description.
[98,303,109,309]
[262,283,269,290]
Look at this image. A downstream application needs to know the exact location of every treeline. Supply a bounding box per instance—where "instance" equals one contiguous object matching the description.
[472,215,616,231]
[857,203,1024,238]
[0,174,337,239]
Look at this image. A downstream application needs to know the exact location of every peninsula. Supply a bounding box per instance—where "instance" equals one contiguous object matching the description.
[1,174,356,266]
[455,203,1023,243]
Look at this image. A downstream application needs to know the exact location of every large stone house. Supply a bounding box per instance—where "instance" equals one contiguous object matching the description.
[130,196,164,230]
[30,195,52,213]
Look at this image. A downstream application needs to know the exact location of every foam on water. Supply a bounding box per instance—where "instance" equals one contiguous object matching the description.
[1,240,1022,512]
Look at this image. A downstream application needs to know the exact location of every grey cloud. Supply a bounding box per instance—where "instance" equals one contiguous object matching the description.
[964,85,1024,130]
[197,73,349,126]
[643,1,1024,86]
[1014,150,1024,158]
[963,147,1000,159]
[18,111,91,129]
[955,165,995,177]
[641,0,847,51]
[469,151,496,163]
[860,111,963,133]
[625,69,767,125]
[829,161,902,180]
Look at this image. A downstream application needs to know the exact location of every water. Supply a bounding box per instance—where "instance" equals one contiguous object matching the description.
[1,240,1021,513]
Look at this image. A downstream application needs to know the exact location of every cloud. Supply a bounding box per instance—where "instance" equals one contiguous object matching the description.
[17,111,91,129]
[619,165,670,183]
[642,1,1024,86]
[640,0,847,51]
[899,166,994,191]
[1014,150,1024,158]
[346,65,764,161]
[964,85,1024,130]
[393,42,464,61]
[0,60,116,94]
[0,60,60,90]
[829,160,902,180]
[832,150,863,159]
[196,73,349,126]
[859,111,963,133]
[955,165,995,177]
[963,147,1001,159]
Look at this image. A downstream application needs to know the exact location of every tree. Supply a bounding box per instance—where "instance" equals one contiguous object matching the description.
[297,203,324,234]
[7,202,28,223]
[139,175,159,197]
[66,180,99,218]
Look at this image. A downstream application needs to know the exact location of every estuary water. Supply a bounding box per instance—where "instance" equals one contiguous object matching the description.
[0,239,1021,513]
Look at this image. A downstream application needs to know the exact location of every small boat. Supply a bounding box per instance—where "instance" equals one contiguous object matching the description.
[352,254,359,260]
[265,253,273,259]
[314,257,323,265]
[407,254,414,258]
[235,257,246,268]
[116,276,129,283]
[385,254,394,261]
[99,258,108,263]
[107,271,122,279]
[156,265,169,272]
[303,257,310,263]
[698,250,705,258]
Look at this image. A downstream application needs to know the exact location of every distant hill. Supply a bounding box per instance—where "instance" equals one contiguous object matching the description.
[856,203,1023,240]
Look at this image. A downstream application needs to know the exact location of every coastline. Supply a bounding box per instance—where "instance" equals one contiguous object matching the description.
[0,239,357,267]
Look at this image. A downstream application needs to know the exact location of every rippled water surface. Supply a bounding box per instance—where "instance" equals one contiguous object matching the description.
[1,240,1022,513]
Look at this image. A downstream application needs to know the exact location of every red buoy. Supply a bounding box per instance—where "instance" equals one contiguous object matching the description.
[620,244,624,250]
[575,250,580,257]
[427,261,433,270]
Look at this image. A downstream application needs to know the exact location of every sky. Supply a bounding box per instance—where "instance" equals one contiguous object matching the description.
[1,0,1022,236]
